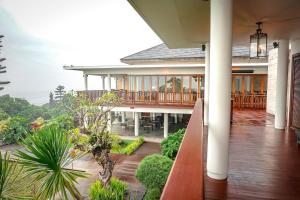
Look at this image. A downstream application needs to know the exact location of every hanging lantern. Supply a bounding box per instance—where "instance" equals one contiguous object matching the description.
[250,22,268,58]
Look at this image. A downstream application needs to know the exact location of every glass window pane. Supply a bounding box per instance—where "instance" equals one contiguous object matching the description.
[144,76,150,92]
[136,76,142,92]
[191,76,198,93]
[129,76,135,91]
[166,76,173,92]
[152,76,158,91]
[159,76,165,92]
[175,76,182,92]
[182,76,189,93]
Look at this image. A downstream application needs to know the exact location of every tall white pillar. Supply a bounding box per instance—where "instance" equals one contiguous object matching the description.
[84,74,88,91]
[275,40,289,129]
[101,76,105,90]
[152,113,156,121]
[291,39,300,55]
[121,112,126,123]
[164,113,168,138]
[107,74,111,91]
[134,112,139,136]
[204,43,210,125]
[207,0,233,180]
[174,114,178,124]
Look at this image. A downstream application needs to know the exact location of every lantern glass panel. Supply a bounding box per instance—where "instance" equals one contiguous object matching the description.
[257,33,267,57]
[250,34,258,58]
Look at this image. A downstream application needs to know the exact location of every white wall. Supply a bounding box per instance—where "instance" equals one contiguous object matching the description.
[267,48,278,115]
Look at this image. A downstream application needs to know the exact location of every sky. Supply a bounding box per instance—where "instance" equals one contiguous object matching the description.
[0,0,161,105]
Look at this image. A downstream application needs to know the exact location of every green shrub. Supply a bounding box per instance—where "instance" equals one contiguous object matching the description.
[0,116,29,144]
[160,128,186,160]
[143,187,161,200]
[121,137,144,155]
[0,108,9,121]
[68,128,90,150]
[46,114,74,131]
[89,178,127,200]
[136,154,173,191]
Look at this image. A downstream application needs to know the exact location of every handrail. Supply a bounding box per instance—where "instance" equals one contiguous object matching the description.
[160,99,204,200]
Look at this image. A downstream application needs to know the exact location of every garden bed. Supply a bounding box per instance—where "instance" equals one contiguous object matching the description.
[111,137,144,155]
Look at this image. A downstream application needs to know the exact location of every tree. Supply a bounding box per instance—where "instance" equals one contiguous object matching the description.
[54,85,66,101]
[49,91,55,106]
[63,92,122,187]
[0,35,10,91]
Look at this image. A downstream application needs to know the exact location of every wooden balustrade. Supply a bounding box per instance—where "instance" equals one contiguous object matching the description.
[77,90,266,109]
[232,94,267,109]
[161,99,204,200]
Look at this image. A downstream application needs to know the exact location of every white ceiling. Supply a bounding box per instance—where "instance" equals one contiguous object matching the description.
[128,0,300,48]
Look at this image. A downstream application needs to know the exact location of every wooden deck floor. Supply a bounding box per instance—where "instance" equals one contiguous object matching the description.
[204,121,300,199]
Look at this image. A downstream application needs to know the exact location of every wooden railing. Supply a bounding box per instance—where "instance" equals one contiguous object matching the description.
[78,90,266,109]
[161,99,204,200]
[232,94,267,109]
[78,90,202,106]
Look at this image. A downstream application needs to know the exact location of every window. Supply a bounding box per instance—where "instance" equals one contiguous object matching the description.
[159,76,166,92]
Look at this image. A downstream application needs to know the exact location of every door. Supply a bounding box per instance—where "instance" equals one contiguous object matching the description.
[291,53,300,129]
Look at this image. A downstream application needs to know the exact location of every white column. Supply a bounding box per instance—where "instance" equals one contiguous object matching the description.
[115,77,118,90]
[291,40,300,55]
[164,113,168,138]
[275,40,289,129]
[121,112,126,123]
[207,0,233,180]
[101,76,105,90]
[174,114,178,124]
[84,74,88,91]
[134,112,139,136]
[107,74,111,91]
[152,113,156,120]
[204,42,210,125]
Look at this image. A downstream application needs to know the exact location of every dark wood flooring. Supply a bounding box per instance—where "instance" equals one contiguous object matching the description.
[204,113,300,199]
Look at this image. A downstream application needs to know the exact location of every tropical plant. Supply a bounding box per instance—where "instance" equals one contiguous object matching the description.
[136,154,173,192]
[0,116,29,144]
[15,125,87,200]
[143,187,161,200]
[31,117,45,131]
[68,128,90,150]
[0,152,32,199]
[0,35,10,91]
[46,114,74,131]
[88,178,127,200]
[160,128,186,160]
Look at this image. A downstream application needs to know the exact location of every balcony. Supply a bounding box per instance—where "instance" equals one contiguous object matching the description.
[78,90,267,109]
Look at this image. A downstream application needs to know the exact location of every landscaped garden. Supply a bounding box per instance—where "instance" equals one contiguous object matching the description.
[0,93,186,200]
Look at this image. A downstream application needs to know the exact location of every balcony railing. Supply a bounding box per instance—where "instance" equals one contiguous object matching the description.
[78,90,202,106]
[161,99,204,200]
[78,90,267,109]
[232,94,267,109]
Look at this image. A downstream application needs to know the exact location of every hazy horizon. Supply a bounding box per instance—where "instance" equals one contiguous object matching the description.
[0,0,161,105]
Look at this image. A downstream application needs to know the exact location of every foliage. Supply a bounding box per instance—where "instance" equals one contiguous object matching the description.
[0,116,29,144]
[15,125,87,200]
[88,178,127,200]
[0,95,52,121]
[160,128,186,160]
[136,154,173,191]
[0,108,9,121]
[0,35,10,91]
[31,117,45,131]
[0,152,32,199]
[121,137,144,155]
[143,187,161,200]
[46,114,74,131]
[68,128,90,150]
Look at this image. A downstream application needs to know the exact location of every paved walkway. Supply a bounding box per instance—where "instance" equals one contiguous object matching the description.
[74,142,161,199]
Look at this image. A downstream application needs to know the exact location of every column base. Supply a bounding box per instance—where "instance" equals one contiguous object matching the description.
[207,170,228,180]
[275,125,285,130]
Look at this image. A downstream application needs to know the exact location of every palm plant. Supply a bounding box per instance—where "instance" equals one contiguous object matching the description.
[15,125,88,200]
[0,152,31,199]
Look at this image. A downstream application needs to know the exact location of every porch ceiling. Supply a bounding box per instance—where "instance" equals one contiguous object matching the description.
[128,0,300,48]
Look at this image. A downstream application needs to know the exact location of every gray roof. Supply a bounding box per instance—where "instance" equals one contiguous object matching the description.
[121,43,266,61]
